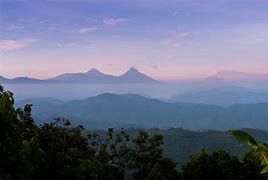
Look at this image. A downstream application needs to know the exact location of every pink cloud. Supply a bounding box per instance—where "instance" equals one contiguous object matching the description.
[79,27,98,33]
[0,39,37,51]
[103,18,128,27]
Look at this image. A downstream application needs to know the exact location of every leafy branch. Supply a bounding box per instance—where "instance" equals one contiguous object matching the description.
[228,130,268,174]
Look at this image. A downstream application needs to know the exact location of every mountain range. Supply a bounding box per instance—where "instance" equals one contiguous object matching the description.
[16,93,268,130]
[2,69,268,84]
[0,67,161,84]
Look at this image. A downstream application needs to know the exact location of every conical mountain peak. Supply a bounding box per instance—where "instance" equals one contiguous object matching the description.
[124,67,141,75]
[118,67,160,83]
[85,68,106,76]
[23,67,162,83]
[128,67,139,72]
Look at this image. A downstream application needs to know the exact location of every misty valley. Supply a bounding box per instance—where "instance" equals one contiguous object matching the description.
[2,68,268,131]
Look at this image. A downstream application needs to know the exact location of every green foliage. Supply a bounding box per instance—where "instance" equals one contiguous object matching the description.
[181,150,242,180]
[242,151,268,179]
[88,128,180,179]
[0,85,179,179]
[0,85,26,179]
[229,130,268,174]
[1,84,268,179]
[181,149,268,180]
[130,130,180,180]
[0,85,122,179]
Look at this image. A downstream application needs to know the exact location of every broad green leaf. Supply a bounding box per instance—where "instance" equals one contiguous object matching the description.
[261,166,268,174]
[229,130,268,174]
[228,130,257,146]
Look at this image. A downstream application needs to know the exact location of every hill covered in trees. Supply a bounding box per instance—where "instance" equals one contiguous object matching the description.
[93,128,268,168]
[17,93,268,130]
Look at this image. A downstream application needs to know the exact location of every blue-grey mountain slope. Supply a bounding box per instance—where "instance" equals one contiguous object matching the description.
[0,76,46,83]
[49,68,118,83]
[1,68,162,84]
[17,93,268,130]
[117,67,160,83]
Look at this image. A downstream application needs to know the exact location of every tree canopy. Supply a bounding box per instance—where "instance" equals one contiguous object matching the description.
[0,85,267,179]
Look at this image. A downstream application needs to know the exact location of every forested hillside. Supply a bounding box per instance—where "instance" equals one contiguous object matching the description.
[17,93,268,130]
[1,85,268,179]
[95,128,268,168]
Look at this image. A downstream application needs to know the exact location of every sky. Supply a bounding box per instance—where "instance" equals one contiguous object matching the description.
[1,0,268,80]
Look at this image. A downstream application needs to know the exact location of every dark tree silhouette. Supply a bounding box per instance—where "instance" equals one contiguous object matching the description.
[1,85,267,180]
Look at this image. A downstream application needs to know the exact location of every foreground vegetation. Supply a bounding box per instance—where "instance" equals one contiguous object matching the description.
[0,85,268,179]
[229,130,268,174]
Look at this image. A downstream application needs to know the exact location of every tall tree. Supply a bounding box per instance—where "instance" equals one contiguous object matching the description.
[130,130,180,180]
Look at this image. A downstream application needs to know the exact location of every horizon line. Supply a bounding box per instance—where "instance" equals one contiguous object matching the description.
[2,67,268,81]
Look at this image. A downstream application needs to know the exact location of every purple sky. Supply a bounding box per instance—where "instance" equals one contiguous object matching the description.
[1,0,268,80]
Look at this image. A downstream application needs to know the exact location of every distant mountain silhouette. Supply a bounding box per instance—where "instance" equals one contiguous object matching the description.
[17,93,268,130]
[1,68,162,84]
[0,76,45,83]
[170,86,268,106]
[50,68,118,83]
[117,67,160,83]
[215,70,268,80]
[0,76,9,83]
[3,69,268,84]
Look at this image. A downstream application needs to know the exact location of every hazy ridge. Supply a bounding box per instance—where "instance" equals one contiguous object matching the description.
[16,93,268,130]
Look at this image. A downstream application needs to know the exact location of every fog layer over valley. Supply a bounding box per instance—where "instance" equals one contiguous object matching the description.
[5,79,268,102]
[4,69,268,101]
[4,69,268,131]
[5,83,182,101]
